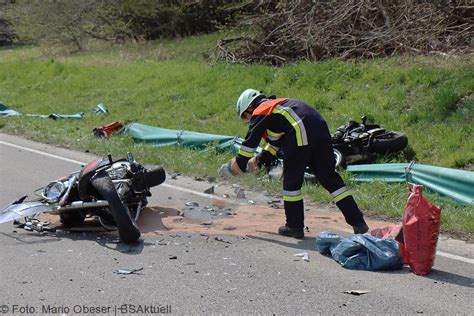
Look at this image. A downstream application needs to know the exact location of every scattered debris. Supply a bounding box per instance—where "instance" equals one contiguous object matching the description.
[269,202,283,209]
[194,176,205,181]
[114,267,143,275]
[169,256,178,260]
[185,202,199,207]
[20,219,56,233]
[293,252,310,262]
[207,176,216,183]
[248,200,255,205]
[344,290,370,296]
[223,208,234,215]
[305,226,310,233]
[223,226,237,231]
[214,237,232,244]
[93,103,109,114]
[267,199,281,204]
[234,187,246,199]
[93,121,123,138]
[204,186,215,194]
[170,173,179,179]
[222,193,230,198]
[201,222,213,226]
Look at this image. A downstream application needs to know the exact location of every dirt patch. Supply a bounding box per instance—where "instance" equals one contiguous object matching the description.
[38,204,392,237]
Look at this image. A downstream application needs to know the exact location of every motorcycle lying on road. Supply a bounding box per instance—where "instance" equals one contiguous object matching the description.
[0,153,165,243]
[267,116,408,180]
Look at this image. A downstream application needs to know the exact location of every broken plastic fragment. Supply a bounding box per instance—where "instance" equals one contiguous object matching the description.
[204,186,215,194]
[293,252,310,262]
[214,237,232,244]
[344,290,370,296]
[93,103,109,114]
[114,267,143,275]
[185,202,199,207]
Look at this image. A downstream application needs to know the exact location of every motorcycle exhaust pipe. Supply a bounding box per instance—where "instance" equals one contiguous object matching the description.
[53,200,109,213]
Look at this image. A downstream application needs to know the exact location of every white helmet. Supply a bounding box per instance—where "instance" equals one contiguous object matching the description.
[236,89,264,118]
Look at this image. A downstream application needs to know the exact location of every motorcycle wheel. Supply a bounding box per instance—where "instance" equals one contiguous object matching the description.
[59,211,85,227]
[371,131,408,154]
[91,171,141,243]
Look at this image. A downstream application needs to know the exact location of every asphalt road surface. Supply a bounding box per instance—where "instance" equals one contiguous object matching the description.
[0,133,472,315]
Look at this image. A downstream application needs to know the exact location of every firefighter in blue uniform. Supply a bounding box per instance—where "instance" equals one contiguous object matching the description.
[219,89,369,238]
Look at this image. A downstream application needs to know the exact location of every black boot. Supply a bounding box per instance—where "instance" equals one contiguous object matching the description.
[352,222,369,234]
[278,225,304,239]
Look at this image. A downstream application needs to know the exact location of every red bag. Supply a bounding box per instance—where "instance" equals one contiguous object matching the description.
[402,183,441,275]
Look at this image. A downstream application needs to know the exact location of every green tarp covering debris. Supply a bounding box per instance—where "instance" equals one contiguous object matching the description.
[347,163,474,206]
[123,123,243,153]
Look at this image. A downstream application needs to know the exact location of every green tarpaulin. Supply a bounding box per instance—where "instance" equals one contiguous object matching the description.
[123,123,243,153]
[0,103,21,117]
[347,163,474,206]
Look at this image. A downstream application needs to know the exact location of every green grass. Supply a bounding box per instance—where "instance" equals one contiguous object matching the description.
[0,34,473,239]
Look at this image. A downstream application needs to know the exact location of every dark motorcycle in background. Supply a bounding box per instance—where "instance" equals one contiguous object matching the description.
[0,153,165,243]
[331,115,408,168]
[267,116,408,180]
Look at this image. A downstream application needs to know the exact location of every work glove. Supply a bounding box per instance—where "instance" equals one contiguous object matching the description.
[218,162,234,179]
[218,158,244,179]
[246,156,260,174]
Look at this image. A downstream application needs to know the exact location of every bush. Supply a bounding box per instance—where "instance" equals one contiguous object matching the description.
[216,0,474,64]
[5,0,246,49]
[0,1,15,46]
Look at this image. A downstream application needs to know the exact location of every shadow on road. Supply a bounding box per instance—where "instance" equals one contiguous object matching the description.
[426,269,474,288]
[247,232,317,251]
[1,227,153,255]
[0,231,61,244]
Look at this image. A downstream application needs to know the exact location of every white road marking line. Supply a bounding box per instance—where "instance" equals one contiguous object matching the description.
[436,251,474,264]
[1,139,473,264]
[0,140,238,205]
[0,141,86,165]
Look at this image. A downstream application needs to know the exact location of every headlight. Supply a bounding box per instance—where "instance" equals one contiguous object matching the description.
[43,181,66,202]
